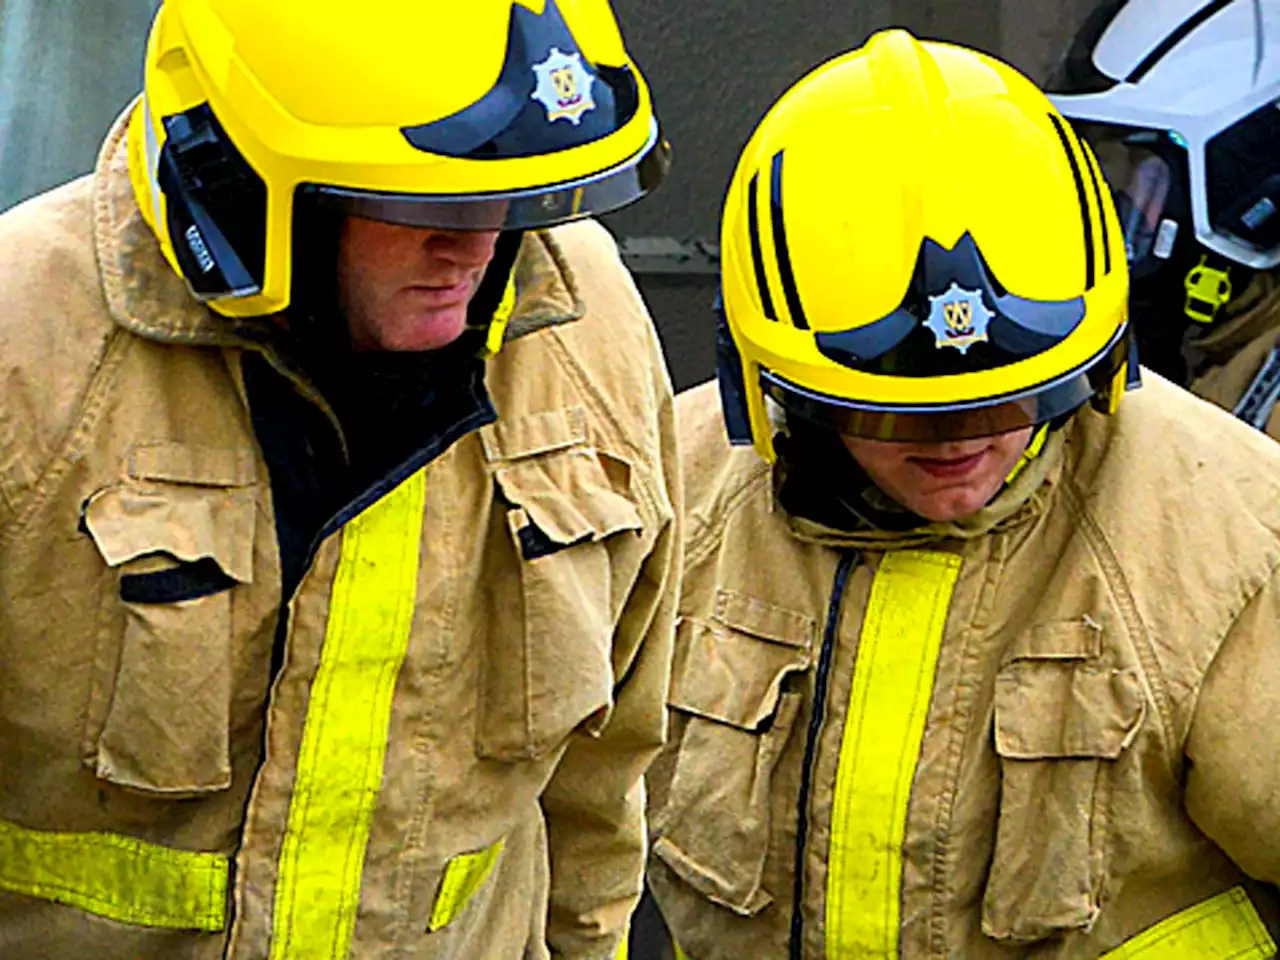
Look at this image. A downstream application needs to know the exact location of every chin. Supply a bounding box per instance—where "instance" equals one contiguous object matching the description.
[383,310,470,352]
[914,489,993,523]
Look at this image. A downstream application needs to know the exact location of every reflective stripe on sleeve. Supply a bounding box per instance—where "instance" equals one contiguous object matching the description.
[825,550,961,958]
[1101,887,1276,959]
[270,469,427,958]
[428,838,506,932]
[0,816,228,930]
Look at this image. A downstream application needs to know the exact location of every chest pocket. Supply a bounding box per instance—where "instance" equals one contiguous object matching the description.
[984,620,1147,943]
[475,407,645,761]
[652,590,814,917]
[82,443,257,796]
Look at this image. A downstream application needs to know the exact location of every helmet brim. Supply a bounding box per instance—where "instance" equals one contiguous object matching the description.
[761,324,1129,442]
[302,123,668,232]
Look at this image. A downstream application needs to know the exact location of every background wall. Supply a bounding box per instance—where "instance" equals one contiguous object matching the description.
[0,1,1096,956]
[0,0,159,212]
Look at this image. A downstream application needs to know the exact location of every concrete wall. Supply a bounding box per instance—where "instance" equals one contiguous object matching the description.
[0,0,159,212]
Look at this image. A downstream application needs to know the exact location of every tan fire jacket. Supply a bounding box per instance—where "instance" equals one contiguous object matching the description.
[0,109,680,959]
[648,376,1280,959]
[1189,274,1280,439]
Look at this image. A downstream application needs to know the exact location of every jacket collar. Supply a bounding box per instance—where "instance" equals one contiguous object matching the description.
[93,101,584,351]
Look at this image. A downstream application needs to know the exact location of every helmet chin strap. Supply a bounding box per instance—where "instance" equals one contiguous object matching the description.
[1003,423,1050,486]
[466,230,525,358]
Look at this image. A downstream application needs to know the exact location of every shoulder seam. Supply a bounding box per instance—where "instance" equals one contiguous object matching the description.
[0,326,130,550]
[1063,475,1179,766]
[685,468,772,569]
[543,325,666,524]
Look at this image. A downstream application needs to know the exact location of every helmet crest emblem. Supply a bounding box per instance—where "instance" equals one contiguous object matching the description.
[532,48,597,125]
[924,283,993,353]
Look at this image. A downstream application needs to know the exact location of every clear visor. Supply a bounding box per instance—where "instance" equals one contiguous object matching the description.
[762,331,1127,442]
[303,124,668,232]
[1117,151,1175,267]
[1071,123,1176,269]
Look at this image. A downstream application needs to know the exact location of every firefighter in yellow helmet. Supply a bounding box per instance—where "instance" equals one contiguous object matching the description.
[647,29,1280,959]
[0,1,679,956]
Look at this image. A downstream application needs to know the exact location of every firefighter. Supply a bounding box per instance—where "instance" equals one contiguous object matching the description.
[0,1,679,956]
[647,29,1280,959]
[1052,0,1280,435]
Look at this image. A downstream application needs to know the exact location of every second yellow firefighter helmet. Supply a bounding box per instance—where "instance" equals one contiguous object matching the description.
[127,0,669,318]
[716,29,1131,462]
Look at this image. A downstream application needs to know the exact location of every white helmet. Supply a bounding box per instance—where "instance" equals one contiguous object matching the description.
[1049,0,1280,378]
[1051,0,1280,270]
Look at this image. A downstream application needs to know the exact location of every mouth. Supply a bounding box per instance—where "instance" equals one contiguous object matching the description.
[403,279,474,308]
[907,449,988,480]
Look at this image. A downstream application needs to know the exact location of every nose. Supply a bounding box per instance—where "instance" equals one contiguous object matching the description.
[426,228,501,265]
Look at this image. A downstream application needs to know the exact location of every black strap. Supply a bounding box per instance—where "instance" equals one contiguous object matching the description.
[120,558,236,604]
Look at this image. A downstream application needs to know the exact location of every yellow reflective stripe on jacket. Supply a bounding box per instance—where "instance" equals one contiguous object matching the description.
[672,939,692,960]
[825,550,961,958]
[428,838,506,932]
[270,469,427,958]
[0,816,227,930]
[1100,887,1276,959]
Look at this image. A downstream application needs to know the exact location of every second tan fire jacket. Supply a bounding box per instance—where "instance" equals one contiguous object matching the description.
[1188,273,1280,439]
[649,375,1280,959]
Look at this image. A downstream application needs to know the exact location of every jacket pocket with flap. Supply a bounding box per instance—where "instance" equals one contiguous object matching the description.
[653,589,815,917]
[81,442,258,796]
[984,619,1147,944]
[476,407,645,761]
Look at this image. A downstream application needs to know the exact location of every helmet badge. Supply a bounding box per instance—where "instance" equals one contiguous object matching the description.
[924,283,993,354]
[532,48,597,125]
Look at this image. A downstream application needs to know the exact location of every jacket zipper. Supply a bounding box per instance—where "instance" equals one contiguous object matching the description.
[790,549,859,960]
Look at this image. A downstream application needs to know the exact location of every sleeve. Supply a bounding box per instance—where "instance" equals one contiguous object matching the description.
[539,343,684,959]
[1184,563,1280,883]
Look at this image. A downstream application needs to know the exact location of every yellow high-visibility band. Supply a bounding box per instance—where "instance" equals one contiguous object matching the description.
[428,838,506,932]
[1101,887,1276,959]
[825,550,961,957]
[0,816,227,930]
[270,469,427,958]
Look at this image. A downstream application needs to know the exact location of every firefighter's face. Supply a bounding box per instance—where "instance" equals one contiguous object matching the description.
[841,426,1035,522]
[337,218,500,352]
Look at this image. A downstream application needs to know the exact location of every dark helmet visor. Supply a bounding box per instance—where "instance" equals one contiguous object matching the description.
[763,325,1129,442]
[303,125,669,232]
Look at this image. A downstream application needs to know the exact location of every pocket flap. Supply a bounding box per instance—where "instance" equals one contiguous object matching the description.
[652,835,773,917]
[493,446,641,547]
[714,589,817,650]
[83,484,256,585]
[670,611,811,730]
[129,443,257,487]
[1005,619,1104,663]
[994,662,1145,759]
[480,406,587,462]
